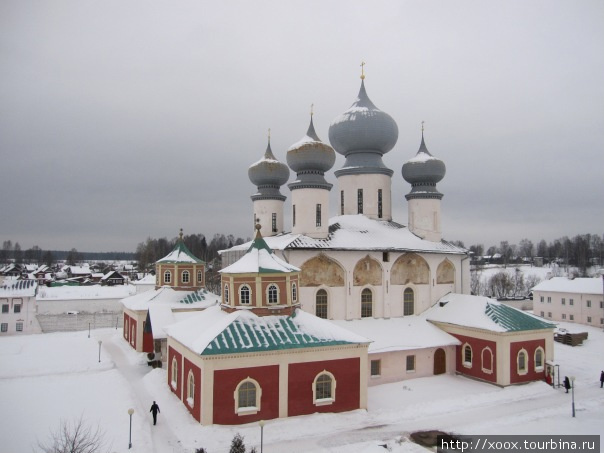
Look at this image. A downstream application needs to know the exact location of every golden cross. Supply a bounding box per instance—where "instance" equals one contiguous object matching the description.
[360,61,366,80]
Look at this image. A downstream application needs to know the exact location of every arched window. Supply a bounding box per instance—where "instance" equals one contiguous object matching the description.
[403,288,414,315]
[164,270,171,284]
[197,270,203,283]
[316,289,328,319]
[171,357,178,389]
[517,349,528,375]
[292,282,297,303]
[463,344,472,367]
[481,347,493,373]
[130,324,135,346]
[534,347,544,371]
[224,284,229,304]
[361,288,373,318]
[182,270,190,284]
[187,371,195,406]
[235,378,261,415]
[239,285,251,305]
[267,284,279,304]
[313,371,336,405]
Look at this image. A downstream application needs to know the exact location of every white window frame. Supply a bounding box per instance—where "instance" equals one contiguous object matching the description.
[462,343,472,368]
[182,270,190,284]
[234,378,261,415]
[187,370,195,407]
[197,270,203,283]
[171,357,178,390]
[312,371,336,406]
[291,282,297,303]
[267,284,279,305]
[534,347,544,372]
[315,289,328,319]
[164,270,172,284]
[224,284,229,304]
[517,349,528,375]
[481,347,494,374]
[403,287,414,316]
[361,288,373,318]
[239,284,251,305]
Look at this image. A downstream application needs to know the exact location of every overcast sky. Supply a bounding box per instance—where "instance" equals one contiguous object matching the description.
[1,0,602,253]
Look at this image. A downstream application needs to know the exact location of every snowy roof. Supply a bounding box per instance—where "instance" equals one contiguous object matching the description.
[331,316,460,353]
[132,274,155,285]
[531,277,603,295]
[121,286,219,311]
[37,284,136,301]
[425,293,555,332]
[166,306,369,356]
[223,215,466,255]
[0,279,37,297]
[156,240,204,264]
[220,232,300,274]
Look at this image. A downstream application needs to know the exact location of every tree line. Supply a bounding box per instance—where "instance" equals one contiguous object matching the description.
[134,232,249,272]
[455,233,602,276]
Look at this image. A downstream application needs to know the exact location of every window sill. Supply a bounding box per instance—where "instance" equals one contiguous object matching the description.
[370,375,381,379]
[314,398,334,407]
[463,362,472,369]
[237,406,259,416]
[482,368,493,375]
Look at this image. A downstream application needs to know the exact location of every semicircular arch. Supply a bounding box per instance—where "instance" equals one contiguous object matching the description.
[300,254,345,287]
[391,253,429,285]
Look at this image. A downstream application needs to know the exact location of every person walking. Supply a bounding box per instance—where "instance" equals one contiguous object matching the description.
[600,370,604,388]
[564,376,571,393]
[150,401,160,425]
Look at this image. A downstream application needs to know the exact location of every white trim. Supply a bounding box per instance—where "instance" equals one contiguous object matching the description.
[534,347,545,372]
[312,370,336,406]
[239,284,252,305]
[481,346,493,374]
[234,377,262,415]
[517,348,528,375]
[462,343,472,368]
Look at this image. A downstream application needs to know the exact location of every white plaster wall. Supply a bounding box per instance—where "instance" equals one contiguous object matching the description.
[36,298,124,315]
[0,295,41,335]
[291,188,330,238]
[408,198,442,242]
[253,199,285,237]
[337,174,392,221]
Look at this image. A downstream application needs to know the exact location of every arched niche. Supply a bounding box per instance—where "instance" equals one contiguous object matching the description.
[391,253,429,285]
[353,255,382,286]
[436,259,455,284]
[300,254,345,287]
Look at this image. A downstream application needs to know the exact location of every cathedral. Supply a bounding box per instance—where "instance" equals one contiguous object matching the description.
[128,71,555,425]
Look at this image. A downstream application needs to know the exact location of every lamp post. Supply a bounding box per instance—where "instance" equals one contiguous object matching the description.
[98,340,102,363]
[88,323,91,338]
[128,408,134,449]
[570,376,576,417]
[259,419,265,453]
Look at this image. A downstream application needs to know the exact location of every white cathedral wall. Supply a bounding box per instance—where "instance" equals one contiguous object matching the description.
[291,188,330,238]
[407,198,442,242]
[253,199,285,237]
[338,173,392,221]
[286,249,470,320]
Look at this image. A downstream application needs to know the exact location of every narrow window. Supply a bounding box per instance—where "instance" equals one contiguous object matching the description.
[197,270,203,283]
[481,347,493,373]
[171,358,178,388]
[587,316,592,323]
[340,190,344,215]
[561,298,565,305]
[463,344,472,366]
[164,270,171,284]
[569,314,574,321]
[272,213,277,233]
[315,373,333,400]
[239,285,251,305]
[1,304,8,313]
[403,288,414,315]
[586,300,591,308]
[534,348,544,370]
[378,189,383,219]
[316,289,328,319]
[268,284,278,304]
[382,251,389,262]
[291,283,297,303]
[238,381,257,409]
[1,323,8,332]
[370,360,381,376]
[187,372,195,405]
[361,288,372,318]
[357,189,363,214]
[292,205,296,227]
[569,298,574,305]
[406,355,416,372]
[518,350,527,374]
[540,311,544,317]
[14,304,21,314]
[224,284,229,304]
[540,296,544,303]
[316,204,322,227]
[547,297,551,303]
[182,270,190,284]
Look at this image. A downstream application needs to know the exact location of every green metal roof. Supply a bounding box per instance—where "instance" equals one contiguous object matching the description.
[179,289,207,304]
[485,302,555,331]
[156,240,204,264]
[202,315,356,356]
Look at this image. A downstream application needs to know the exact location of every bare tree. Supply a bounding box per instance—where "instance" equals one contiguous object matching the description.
[38,417,108,453]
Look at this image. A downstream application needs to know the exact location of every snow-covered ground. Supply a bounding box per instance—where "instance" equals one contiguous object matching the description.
[1,322,603,453]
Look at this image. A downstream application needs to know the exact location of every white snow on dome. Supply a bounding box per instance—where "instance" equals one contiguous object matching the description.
[220,245,300,274]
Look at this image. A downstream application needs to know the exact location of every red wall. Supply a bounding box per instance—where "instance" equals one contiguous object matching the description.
[288,358,360,417]
[213,365,279,425]
[451,334,497,383]
[142,331,153,353]
[510,339,546,384]
[168,347,182,399]
[183,358,202,422]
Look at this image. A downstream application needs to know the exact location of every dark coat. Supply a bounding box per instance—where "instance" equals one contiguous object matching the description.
[600,371,604,383]
[150,402,160,415]
[564,377,571,390]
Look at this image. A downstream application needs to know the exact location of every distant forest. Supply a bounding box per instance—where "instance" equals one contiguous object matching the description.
[1,233,601,274]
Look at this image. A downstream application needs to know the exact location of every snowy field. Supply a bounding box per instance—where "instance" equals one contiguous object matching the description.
[1,322,603,453]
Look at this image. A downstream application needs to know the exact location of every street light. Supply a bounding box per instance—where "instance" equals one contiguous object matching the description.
[98,340,102,363]
[259,419,265,453]
[128,408,134,449]
[570,376,576,417]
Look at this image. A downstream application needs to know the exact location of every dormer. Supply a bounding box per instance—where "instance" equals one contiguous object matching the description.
[155,229,206,291]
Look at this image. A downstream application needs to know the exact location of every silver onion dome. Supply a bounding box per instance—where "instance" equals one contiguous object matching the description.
[249,140,290,201]
[402,132,446,200]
